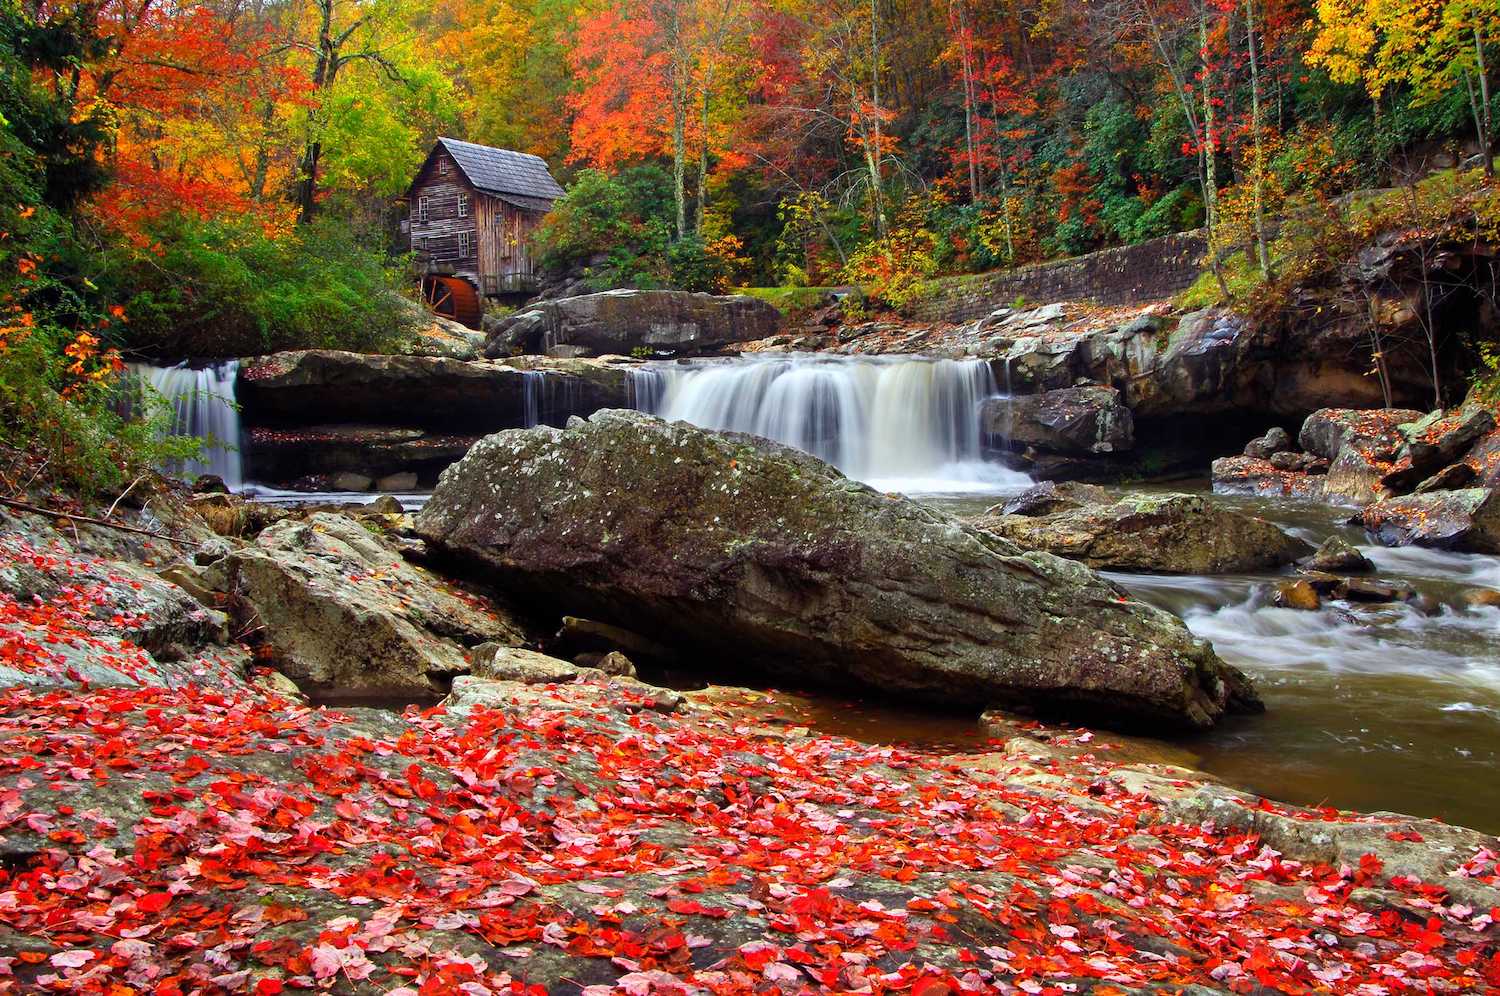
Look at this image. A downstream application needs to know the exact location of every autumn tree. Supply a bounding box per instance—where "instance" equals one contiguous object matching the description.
[1308,0,1498,179]
[568,0,755,239]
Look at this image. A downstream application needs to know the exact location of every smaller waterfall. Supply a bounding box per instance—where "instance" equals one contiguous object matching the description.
[126,362,244,487]
[625,366,669,412]
[521,371,545,427]
[631,354,1030,493]
[520,370,590,428]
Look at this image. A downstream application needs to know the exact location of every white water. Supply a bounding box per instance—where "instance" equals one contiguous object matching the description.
[127,362,243,487]
[629,355,1030,493]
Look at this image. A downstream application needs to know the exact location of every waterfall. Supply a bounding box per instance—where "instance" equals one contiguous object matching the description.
[126,362,244,487]
[521,371,544,428]
[520,370,589,428]
[629,355,1030,492]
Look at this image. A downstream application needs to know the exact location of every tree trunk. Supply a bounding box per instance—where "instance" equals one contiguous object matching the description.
[1200,8,1229,299]
[696,85,711,235]
[953,0,978,202]
[296,0,336,223]
[1475,29,1494,179]
[1246,0,1271,276]
[867,0,887,237]
[669,2,687,239]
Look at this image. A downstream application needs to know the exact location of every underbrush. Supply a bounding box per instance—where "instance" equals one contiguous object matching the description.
[1181,166,1500,318]
[104,216,421,359]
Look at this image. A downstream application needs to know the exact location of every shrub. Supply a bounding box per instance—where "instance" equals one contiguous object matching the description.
[535,166,675,288]
[105,215,419,358]
[840,196,941,310]
[668,234,749,292]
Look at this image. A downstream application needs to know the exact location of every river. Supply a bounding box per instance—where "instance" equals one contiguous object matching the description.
[927,486,1500,834]
[141,353,1500,832]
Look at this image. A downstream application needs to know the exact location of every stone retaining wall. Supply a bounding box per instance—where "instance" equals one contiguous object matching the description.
[903,230,1207,324]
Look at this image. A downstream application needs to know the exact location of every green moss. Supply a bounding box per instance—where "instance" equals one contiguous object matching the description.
[733,286,839,315]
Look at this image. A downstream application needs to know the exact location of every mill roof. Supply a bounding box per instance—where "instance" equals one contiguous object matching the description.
[411,138,565,212]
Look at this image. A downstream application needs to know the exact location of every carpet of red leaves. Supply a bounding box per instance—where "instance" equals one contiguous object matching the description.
[1,533,1497,994]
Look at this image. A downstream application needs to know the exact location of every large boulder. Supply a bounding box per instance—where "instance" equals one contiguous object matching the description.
[1360,488,1500,553]
[981,386,1134,454]
[238,350,630,432]
[1381,405,1498,491]
[218,513,529,695]
[1299,407,1424,460]
[415,411,1259,731]
[1465,424,1500,486]
[971,484,1312,574]
[1299,408,1425,504]
[483,290,782,359]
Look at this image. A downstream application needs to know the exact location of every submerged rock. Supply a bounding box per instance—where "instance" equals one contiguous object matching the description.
[482,289,781,358]
[416,411,1259,731]
[1272,579,1321,611]
[1304,535,1375,574]
[1361,488,1500,554]
[972,484,1312,574]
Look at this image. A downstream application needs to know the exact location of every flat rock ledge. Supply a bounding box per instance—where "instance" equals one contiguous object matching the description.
[0,495,1494,993]
[415,410,1259,731]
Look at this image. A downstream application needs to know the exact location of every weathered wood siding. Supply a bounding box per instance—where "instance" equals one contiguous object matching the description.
[409,149,480,287]
[474,197,546,294]
[409,146,550,296]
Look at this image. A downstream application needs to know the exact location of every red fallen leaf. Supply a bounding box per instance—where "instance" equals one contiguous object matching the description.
[666,898,730,918]
[136,892,173,913]
[262,905,308,925]
[253,981,284,995]
[912,980,953,996]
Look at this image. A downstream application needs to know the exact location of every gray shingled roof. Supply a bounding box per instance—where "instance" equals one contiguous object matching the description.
[434,137,564,211]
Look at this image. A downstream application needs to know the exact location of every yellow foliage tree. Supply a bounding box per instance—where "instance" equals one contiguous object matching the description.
[1308,0,1497,178]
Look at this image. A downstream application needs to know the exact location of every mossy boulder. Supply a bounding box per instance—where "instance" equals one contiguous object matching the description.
[971,483,1312,574]
[415,411,1260,731]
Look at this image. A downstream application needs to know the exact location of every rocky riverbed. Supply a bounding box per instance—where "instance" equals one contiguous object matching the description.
[1,481,1497,993]
[2,414,1500,990]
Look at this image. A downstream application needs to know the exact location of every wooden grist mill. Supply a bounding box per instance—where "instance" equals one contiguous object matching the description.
[405,137,565,328]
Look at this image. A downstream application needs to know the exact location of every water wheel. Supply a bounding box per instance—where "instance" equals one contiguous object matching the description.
[421,276,483,329]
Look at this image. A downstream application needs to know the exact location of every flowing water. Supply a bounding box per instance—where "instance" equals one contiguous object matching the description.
[629,354,1030,493]
[926,488,1500,833]
[137,352,1499,830]
[126,361,244,487]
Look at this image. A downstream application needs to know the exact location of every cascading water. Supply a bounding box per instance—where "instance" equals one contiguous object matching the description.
[126,361,244,487]
[629,354,1030,492]
[519,370,590,428]
[521,371,544,428]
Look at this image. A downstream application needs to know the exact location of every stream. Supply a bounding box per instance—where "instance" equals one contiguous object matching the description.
[927,486,1500,834]
[141,355,1500,833]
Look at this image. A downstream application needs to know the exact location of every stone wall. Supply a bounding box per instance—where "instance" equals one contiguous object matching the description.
[903,230,1208,325]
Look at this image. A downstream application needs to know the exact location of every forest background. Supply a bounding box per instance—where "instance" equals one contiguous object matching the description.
[0,0,1495,492]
